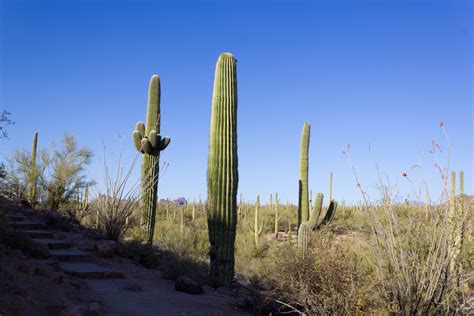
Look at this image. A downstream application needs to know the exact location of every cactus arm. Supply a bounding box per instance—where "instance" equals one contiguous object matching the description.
[136,122,145,136]
[317,200,337,228]
[132,130,142,151]
[308,193,323,228]
[159,136,171,150]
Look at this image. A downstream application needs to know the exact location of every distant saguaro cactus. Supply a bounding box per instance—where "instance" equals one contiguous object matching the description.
[249,195,264,247]
[298,123,310,229]
[131,75,171,245]
[449,171,456,222]
[28,131,38,206]
[274,193,281,239]
[207,53,238,288]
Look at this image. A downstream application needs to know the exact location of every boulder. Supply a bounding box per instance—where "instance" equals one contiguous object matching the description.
[95,240,116,258]
[175,276,203,295]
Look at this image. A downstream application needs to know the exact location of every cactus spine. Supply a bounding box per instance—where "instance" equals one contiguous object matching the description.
[28,132,38,206]
[207,53,238,287]
[131,75,171,245]
[298,123,310,229]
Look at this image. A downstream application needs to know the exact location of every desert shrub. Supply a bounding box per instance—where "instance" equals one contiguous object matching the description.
[40,133,92,211]
[122,238,161,269]
[153,215,209,283]
[91,147,140,242]
[1,133,92,210]
[263,230,381,314]
[362,195,470,314]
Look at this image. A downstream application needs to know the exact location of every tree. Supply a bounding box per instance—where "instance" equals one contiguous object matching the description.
[39,133,93,211]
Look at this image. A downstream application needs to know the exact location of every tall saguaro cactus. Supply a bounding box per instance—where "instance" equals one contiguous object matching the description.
[132,75,171,245]
[298,123,310,228]
[28,132,38,206]
[207,53,238,288]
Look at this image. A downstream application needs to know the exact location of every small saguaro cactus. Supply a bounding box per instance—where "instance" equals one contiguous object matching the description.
[449,170,456,222]
[298,193,337,255]
[207,53,238,288]
[131,75,171,245]
[238,193,243,218]
[28,132,38,206]
[287,219,292,244]
[298,123,310,229]
[274,193,281,239]
[249,195,264,248]
[82,184,89,211]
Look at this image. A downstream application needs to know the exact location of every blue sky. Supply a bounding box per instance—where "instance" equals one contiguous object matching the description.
[1,0,472,205]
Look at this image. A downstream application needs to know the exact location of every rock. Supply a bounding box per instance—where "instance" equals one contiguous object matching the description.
[122,282,143,292]
[95,240,116,258]
[114,243,132,258]
[68,278,89,290]
[17,262,37,275]
[51,273,64,283]
[77,240,95,251]
[19,199,32,209]
[104,271,124,279]
[175,276,203,295]
[12,249,26,259]
[30,243,51,258]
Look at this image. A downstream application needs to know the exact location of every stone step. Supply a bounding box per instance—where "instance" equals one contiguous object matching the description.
[11,221,45,230]
[6,215,27,222]
[19,230,54,239]
[50,248,90,262]
[32,239,72,250]
[59,262,124,279]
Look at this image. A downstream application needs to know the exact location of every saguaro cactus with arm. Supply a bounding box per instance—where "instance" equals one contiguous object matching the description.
[207,53,239,288]
[131,75,171,245]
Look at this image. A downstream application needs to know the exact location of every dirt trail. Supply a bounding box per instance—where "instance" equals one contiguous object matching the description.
[0,199,249,315]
